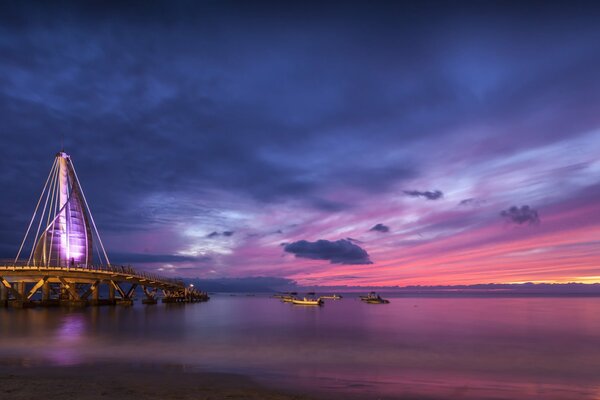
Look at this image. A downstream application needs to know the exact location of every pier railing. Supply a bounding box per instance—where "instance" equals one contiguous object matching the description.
[0,262,185,288]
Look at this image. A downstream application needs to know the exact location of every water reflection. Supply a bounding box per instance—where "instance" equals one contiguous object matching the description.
[49,313,86,365]
[2,295,600,398]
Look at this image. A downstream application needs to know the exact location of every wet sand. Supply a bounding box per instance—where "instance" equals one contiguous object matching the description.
[0,363,314,400]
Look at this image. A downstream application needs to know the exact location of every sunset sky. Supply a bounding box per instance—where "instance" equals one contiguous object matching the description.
[1,1,599,286]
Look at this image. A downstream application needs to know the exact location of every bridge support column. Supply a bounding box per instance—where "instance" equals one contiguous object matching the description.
[108,283,115,304]
[10,281,31,308]
[142,286,157,304]
[17,281,26,297]
[42,281,50,303]
[0,283,7,307]
[58,278,87,307]
[90,283,100,305]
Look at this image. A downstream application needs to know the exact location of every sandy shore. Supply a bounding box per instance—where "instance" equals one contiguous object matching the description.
[0,363,315,400]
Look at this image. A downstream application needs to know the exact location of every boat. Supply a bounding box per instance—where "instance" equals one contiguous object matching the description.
[321,294,343,300]
[291,297,323,306]
[282,296,295,303]
[360,292,390,304]
[364,297,390,304]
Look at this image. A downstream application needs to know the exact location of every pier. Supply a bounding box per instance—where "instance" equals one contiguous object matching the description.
[2,150,208,308]
[0,263,208,308]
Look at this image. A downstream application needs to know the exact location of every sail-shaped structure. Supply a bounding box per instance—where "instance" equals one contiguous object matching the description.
[32,152,92,267]
[14,151,110,268]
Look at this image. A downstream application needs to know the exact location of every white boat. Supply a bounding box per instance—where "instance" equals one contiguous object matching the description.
[291,297,323,306]
[360,292,390,304]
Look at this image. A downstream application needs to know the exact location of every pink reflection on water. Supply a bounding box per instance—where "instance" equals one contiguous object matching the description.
[47,313,86,365]
[3,297,600,399]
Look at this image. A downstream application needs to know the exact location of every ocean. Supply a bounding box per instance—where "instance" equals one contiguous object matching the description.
[2,294,600,399]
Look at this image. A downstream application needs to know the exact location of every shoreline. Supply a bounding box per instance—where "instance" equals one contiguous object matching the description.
[0,362,316,400]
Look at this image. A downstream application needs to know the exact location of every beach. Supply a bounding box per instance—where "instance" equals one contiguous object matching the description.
[0,363,314,400]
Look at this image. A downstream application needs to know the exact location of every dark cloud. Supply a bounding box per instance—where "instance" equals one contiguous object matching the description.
[207,231,234,238]
[459,198,486,206]
[284,239,372,265]
[501,205,540,225]
[404,190,444,200]
[369,223,390,233]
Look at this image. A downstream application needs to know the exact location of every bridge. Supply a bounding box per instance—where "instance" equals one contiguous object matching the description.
[1,151,208,308]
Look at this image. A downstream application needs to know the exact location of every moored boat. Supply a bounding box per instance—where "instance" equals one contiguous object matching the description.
[364,297,390,304]
[360,292,390,304]
[291,297,323,306]
[321,294,343,300]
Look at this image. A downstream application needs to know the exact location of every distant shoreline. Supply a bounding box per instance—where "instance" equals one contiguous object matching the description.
[186,277,600,294]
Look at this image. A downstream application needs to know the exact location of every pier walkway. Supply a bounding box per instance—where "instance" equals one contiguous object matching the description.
[0,263,208,308]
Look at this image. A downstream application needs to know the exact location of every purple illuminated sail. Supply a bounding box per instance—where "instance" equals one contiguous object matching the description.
[33,152,93,267]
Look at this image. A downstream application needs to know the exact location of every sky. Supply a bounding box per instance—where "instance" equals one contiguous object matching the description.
[1,1,599,286]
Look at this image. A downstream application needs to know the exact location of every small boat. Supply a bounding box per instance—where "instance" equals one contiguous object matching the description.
[282,296,295,303]
[360,292,390,304]
[321,294,343,300]
[291,297,323,306]
[364,297,390,304]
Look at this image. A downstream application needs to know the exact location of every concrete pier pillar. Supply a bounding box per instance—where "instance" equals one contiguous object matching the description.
[90,283,100,305]
[108,283,115,303]
[17,281,26,298]
[42,281,50,301]
[0,284,7,307]
[9,281,31,308]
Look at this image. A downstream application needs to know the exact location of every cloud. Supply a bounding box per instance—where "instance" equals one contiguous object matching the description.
[283,239,372,265]
[207,231,235,238]
[346,237,364,243]
[500,205,540,225]
[404,190,444,200]
[459,198,486,206]
[369,223,390,233]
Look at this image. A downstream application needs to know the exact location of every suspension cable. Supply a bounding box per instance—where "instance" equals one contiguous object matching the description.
[27,158,59,266]
[14,158,57,265]
[69,159,111,267]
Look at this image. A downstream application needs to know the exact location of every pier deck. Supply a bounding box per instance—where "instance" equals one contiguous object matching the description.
[0,264,208,308]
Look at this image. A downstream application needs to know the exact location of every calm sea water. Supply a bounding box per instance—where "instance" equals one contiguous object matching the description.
[2,294,600,399]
